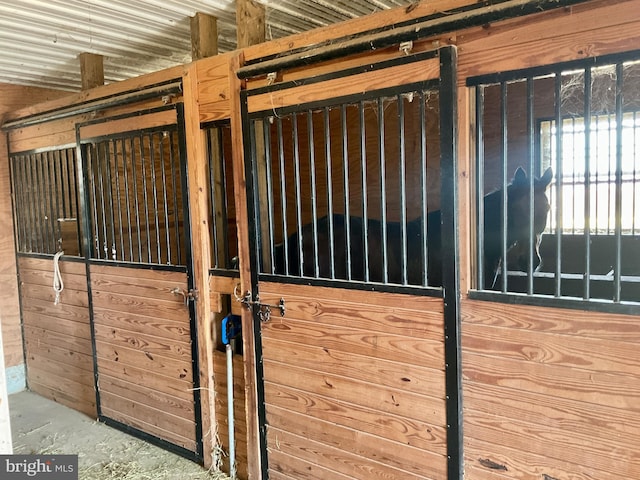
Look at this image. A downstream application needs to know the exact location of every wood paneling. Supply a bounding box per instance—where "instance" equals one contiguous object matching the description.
[462,299,640,479]
[90,264,198,453]
[258,281,446,480]
[0,84,69,370]
[18,256,95,416]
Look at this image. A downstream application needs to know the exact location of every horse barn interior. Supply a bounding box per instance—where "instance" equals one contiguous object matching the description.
[1,0,640,478]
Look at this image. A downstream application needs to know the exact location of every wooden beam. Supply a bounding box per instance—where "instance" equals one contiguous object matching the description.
[229,51,263,479]
[191,12,218,60]
[236,0,265,49]
[78,52,104,90]
[182,62,217,468]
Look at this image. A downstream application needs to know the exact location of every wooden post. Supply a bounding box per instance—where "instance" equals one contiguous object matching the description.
[78,52,104,90]
[229,51,263,479]
[236,0,266,49]
[181,63,217,469]
[191,12,218,60]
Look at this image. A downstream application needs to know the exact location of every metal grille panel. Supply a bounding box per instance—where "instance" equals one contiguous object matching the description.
[10,147,79,255]
[83,127,187,266]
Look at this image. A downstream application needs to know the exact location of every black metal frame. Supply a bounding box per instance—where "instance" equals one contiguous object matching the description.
[243,45,462,479]
[76,104,204,461]
[468,49,640,315]
[245,49,446,296]
[79,108,186,266]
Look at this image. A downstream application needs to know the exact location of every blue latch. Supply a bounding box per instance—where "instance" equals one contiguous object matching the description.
[222,313,242,345]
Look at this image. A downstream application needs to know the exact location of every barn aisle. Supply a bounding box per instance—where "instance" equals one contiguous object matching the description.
[9,391,228,480]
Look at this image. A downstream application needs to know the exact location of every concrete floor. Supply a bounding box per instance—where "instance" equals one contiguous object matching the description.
[9,390,228,480]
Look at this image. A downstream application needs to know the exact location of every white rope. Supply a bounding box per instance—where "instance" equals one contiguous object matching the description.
[53,251,64,305]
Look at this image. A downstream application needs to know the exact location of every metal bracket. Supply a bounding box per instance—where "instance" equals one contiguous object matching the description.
[236,289,285,323]
[171,287,199,306]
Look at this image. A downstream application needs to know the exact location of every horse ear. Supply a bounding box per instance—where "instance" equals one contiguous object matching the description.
[512,166,528,185]
[537,167,553,189]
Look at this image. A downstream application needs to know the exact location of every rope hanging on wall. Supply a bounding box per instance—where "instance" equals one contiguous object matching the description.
[53,251,64,305]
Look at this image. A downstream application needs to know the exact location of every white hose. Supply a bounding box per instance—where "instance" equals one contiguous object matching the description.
[226,343,236,479]
[53,251,64,305]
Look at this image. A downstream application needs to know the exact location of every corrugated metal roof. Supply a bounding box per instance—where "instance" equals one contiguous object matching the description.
[0,0,412,91]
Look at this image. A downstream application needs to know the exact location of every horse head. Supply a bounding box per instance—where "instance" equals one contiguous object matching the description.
[484,166,553,288]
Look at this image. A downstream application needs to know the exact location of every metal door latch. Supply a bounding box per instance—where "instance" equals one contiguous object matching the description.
[235,289,285,323]
[171,287,199,305]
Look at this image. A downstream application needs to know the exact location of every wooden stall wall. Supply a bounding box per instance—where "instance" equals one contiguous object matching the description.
[257,283,447,480]
[5,67,186,421]
[455,0,640,478]
[0,84,68,390]
[19,257,94,416]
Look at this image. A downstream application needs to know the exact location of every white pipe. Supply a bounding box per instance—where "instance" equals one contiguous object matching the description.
[226,342,236,479]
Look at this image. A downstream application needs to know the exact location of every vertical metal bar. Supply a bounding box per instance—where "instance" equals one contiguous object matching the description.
[219,125,232,268]
[614,62,624,302]
[341,104,352,280]
[377,98,389,284]
[583,67,592,300]
[308,110,320,277]
[104,140,117,260]
[121,138,134,262]
[33,153,44,252]
[67,148,79,221]
[263,119,276,273]
[439,45,463,480]
[398,94,408,285]
[500,81,508,293]
[292,113,304,275]
[526,77,535,295]
[168,132,182,265]
[86,145,99,258]
[159,132,172,265]
[149,133,162,263]
[476,85,485,290]
[206,127,220,268]
[324,107,336,279]
[554,72,564,297]
[25,155,37,252]
[419,90,429,287]
[207,128,220,268]
[51,150,64,251]
[58,149,68,219]
[114,141,124,260]
[608,113,613,235]
[139,135,152,263]
[275,117,288,274]
[10,156,24,252]
[44,151,57,253]
[633,111,638,236]
[36,153,49,253]
[97,143,110,259]
[359,101,369,281]
[130,137,143,262]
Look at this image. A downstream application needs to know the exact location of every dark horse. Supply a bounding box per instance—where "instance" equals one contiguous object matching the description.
[273,167,552,288]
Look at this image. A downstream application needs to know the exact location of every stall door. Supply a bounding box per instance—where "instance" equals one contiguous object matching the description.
[242,47,460,479]
[77,105,202,460]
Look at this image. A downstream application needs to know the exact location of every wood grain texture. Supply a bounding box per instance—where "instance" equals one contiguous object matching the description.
[18,257,95,415]
[462,297,640,480]
[247,57,440,113]
[91,264,198,452]
[259,281,447,480]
